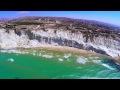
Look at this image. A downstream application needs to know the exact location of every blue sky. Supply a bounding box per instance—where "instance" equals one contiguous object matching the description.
[0,11,120,26]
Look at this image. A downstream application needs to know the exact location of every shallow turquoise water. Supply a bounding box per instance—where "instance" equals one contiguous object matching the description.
[0,49,120,79]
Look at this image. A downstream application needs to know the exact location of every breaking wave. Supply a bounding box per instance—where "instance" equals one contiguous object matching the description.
[102,63,115,70]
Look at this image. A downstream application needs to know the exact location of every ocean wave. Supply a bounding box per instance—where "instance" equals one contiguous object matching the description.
[102,63,115,70]
[92,59,115,70]
[0,49,54,59]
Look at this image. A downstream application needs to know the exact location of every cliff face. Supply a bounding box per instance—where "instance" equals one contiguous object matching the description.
[0,16,120,57]
[0,28,120,57]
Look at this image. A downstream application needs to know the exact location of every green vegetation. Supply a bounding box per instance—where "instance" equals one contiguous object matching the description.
[12,22,43,25]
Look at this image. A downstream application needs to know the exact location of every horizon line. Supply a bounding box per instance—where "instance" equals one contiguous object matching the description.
[0,16,120,27]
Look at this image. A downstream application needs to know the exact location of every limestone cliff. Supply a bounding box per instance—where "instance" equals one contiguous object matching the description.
[0,16,120,57]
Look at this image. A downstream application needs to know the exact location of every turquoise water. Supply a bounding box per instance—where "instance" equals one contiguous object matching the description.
[0,49,120,79]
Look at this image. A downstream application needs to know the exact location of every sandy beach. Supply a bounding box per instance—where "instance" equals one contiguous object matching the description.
[24,45,111,57]
[15,45,119,63]
[33,45,120,62]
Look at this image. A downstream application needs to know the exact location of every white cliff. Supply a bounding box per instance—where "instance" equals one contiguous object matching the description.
[0,28,120,57]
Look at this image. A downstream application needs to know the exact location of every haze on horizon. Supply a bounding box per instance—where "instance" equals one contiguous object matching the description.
[0,11,120,26]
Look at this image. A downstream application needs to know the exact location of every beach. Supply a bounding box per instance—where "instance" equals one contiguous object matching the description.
[23,45,112,57]
[27,45,119,63]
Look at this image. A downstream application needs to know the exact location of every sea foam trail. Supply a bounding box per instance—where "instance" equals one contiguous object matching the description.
[0,49,54,58]
[102,64,115,70]
[92,60,115,70]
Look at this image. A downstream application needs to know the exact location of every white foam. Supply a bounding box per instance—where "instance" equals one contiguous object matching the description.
[31,51,36,56]
[89,57,94,59]
[77,56,88,64]
[102,63,115,70]
[64,53,72,58]
[0,50,8,53]
[42,54,53,58]
[92,60,115,70]
[0,49,29,54]
[92,60,101,64]
[58,58,63,61]
[95,57,99,59]
[8,58,14,62]
[37,53,41,56]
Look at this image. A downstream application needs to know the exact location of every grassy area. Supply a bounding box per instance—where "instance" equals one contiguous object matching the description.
[12,22,43,25]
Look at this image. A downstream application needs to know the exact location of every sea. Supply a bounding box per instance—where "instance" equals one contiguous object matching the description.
[0,48,120,79]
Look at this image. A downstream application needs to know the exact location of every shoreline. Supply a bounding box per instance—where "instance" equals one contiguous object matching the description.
[1,45,120,63]
[21,45,118,58]
[32,45,120,62]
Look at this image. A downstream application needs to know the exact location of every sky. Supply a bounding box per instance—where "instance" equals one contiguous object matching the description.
[0,11,120,26]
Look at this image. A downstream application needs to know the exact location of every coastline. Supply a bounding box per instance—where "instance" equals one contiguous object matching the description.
[31,45,120,62]
[21,45,117,58]
[1,45,120,63]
